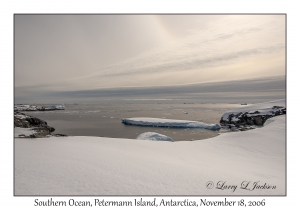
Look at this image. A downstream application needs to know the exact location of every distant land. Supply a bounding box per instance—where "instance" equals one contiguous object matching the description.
[15,75,285,104]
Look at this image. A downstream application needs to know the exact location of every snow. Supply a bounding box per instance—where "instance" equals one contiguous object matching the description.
[14,114,29,119]
[15,115,285,195]
[14,127,35,137]
[231,117,239,122]
[221,99,286,121]
[122,117,221,130]
[136,132,173,142]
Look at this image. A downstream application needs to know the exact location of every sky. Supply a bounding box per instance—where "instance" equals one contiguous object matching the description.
[14,14,286,103]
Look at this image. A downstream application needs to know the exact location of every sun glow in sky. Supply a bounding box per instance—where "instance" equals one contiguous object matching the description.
[15,15,285,100]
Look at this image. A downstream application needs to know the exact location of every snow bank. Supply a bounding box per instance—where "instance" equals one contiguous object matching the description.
[15,114,285,195]
[122,117,221,130]
[136,132,173,142]
[14,127,35,137]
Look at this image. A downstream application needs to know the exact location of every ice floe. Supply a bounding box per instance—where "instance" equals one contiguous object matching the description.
[122,117,221,130]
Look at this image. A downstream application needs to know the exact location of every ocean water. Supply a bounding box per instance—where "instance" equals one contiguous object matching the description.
[23,101,243,141]
[15,76,286,140]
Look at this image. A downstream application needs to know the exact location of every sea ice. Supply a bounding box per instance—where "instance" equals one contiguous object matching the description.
[122,117,221,130]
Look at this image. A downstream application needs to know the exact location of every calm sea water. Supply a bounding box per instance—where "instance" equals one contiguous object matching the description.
[23,101,243,141]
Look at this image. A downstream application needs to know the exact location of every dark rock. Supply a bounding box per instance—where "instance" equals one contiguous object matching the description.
[14,117,30,128]
[53,134,68,137]
[14,112,65,138]
[252,116,263,125]
[272,106,283,109]
[26,117,48,126]
[220,106,286,128]
[230,127,238,131]
[15,113,55,132]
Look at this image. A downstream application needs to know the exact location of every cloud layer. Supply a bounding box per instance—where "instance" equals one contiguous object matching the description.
[15,15,286,100]
[55,15,286,90]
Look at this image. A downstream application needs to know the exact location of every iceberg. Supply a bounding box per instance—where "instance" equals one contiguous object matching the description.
[122,117,221,130]
[136,132,173,141]
[49,104,65,110]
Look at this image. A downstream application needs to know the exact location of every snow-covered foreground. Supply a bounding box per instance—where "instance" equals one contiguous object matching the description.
[15,114,285,195]
[122,117,221,130]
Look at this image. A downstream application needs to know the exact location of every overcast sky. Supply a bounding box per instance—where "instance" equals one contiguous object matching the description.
[15,14,285,99]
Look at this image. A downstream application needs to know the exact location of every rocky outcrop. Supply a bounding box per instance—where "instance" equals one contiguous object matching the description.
[14,104,65,112]
[220,106,286,131]
[14,112,66,138]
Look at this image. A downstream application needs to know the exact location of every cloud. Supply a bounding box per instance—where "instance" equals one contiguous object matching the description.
[15,15,285,95]
[57,15,285,89]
